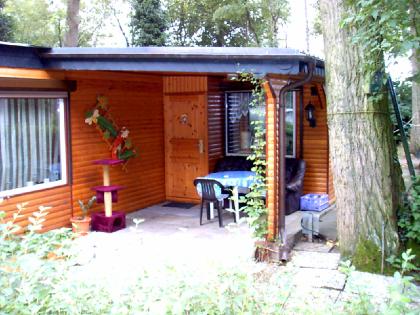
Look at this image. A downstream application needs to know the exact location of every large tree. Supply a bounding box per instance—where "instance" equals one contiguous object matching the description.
[409,3,419,157]
[320,0,403,263]
[165,0,289,47]
[63,0,80,47]
[0,0,13,41]
[4,0,65,46]
[4,0,116,47]
[130,0,166,46]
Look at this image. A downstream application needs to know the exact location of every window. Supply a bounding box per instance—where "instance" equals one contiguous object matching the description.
[0,92,67,197]
[225,90,296,157]
[285,91,296,157]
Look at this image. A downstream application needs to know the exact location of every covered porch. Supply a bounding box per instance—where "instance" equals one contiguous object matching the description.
[0,44,335,258]
[75,202,337,265]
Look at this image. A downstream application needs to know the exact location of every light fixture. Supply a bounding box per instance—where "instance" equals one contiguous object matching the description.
[226,73,238,80]
[305,103,316,128]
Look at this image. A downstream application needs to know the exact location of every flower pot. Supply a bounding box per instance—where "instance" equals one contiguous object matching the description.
[70,216,91,236]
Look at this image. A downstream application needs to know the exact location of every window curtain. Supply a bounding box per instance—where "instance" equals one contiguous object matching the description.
[226,92,253,154]
[0,98,61,192]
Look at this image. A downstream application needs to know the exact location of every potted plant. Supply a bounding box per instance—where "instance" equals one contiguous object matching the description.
[71,196,96,235]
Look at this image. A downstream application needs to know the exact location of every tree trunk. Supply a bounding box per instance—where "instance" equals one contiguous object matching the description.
[409,2,420,158]
[64,0,80,47]
[320,0,402,259]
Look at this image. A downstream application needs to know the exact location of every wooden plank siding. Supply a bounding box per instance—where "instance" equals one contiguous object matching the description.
[0,67,73,231]
[0,69,166,230]
[163,76,207,94]
[207,77,225,172]
[70,75,165,217]
[0,66,333,233]
[263,80,281,240]
[0,186,72,232]
[301,83,330,195]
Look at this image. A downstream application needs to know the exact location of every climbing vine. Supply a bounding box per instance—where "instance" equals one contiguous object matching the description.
[340,0,419,80]
[237,73,268,239]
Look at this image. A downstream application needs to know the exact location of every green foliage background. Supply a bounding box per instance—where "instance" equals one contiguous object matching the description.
[165,0,289,47]
[0,0,13,41]
[2,0,290,48]
[130,0,166,46]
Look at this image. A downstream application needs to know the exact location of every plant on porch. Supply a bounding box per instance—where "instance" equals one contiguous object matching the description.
[70,195,96,235]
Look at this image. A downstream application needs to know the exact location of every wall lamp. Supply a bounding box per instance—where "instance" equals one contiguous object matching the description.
[305,103,316,128]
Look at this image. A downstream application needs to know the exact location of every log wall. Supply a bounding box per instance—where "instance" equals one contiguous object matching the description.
[70,74,165,217]
[0,69,165,230]
[0,66,334,233]
[301,83,330,195]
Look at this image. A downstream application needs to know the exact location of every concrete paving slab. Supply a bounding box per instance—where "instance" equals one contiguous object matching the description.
[290,250,341,270]
[291,268,346,290]
[294,241,334,253]
[283,287,340,314]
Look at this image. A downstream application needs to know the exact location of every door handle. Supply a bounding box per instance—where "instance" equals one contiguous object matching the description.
[198,139,204,154]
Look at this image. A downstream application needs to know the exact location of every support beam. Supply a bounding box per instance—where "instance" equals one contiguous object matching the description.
[263,79,286,240]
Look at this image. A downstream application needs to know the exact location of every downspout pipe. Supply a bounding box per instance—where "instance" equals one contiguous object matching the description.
[277,57,316,260]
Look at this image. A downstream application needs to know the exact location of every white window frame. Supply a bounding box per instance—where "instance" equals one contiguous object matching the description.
[0,91,68,198]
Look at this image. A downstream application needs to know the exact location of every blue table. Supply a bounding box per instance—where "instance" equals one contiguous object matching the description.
[202,171,256,222]
[205,171,256,188]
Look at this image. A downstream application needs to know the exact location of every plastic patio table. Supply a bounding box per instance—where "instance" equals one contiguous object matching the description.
[202,171,256,222]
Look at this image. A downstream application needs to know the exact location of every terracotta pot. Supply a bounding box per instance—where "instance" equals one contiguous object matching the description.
[70,216,91,236]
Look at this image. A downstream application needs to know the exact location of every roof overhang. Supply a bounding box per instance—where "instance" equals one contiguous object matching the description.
[0,43,324,77]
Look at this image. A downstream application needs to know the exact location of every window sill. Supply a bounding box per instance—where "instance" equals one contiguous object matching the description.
[0,180,67,199]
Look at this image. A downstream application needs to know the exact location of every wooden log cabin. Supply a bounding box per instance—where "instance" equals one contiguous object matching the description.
[0,43,334,255]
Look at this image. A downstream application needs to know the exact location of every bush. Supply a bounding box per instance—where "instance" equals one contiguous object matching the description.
[1,202,418,314]
[398,176,420,243]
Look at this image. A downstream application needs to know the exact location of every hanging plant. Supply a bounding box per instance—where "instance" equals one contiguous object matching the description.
[85,95,137,164]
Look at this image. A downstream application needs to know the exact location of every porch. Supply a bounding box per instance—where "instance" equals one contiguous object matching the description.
[75,203,337,266]
[0,45,334,257]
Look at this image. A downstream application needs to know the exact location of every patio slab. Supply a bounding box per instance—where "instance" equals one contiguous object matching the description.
[289,250,341,270]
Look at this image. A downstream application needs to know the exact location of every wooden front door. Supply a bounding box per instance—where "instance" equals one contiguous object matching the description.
[164,94,208,202]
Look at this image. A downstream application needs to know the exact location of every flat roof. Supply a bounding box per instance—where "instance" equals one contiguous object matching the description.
[0,42,324,76]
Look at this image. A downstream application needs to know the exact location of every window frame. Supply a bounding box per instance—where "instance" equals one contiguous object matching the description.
[285,91,297,158]
[224,90,296,158]
[225,90,255,156]
[0,91,68,198]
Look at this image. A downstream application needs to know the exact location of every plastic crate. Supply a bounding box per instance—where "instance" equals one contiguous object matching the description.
[300,194,329,211]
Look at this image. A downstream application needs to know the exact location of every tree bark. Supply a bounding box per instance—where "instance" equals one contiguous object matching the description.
[409,2,420,158]
[320,0,402,257]
[64,0,80,47]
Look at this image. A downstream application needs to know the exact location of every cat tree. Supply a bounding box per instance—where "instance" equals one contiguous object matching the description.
[91,159,126,232]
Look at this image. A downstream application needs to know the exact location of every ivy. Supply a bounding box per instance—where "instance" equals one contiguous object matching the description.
[398,176,420,243]
[341,0,419,81]
[236,73,269,240]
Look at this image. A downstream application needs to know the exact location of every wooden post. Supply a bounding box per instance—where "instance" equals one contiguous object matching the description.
[263,79,286,240]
